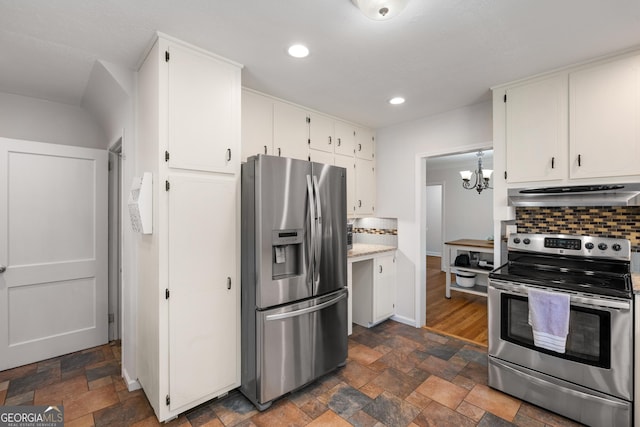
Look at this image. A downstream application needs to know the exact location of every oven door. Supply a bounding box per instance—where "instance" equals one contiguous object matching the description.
[488,279,632,401]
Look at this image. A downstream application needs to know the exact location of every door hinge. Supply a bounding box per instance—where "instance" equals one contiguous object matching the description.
[165,51,170,62]
[166,395,170,406]
[165,288,170,299]
[165,180,170,191]
[165,151,170,162]
[503,94,507,102]
[306,116,311,124]
[108,313,114,323]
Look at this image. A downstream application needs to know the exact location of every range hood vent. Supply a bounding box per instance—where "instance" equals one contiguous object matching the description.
[508,184,640,207]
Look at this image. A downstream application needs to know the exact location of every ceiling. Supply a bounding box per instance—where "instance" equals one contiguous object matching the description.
[1,0,640,129]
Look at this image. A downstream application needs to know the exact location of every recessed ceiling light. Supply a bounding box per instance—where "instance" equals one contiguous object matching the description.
[389,97,405,105]
[288,44,309,58]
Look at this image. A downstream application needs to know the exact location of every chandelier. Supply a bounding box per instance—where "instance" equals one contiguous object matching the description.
[460,151,493,194]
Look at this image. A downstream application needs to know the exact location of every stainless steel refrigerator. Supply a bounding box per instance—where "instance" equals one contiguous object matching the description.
[240,154,348,411]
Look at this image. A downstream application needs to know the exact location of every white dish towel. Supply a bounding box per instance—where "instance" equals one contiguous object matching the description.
[527,287,570,353]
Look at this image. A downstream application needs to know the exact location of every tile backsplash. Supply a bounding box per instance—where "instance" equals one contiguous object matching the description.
[351,217,398,247]
[515,206,640,250]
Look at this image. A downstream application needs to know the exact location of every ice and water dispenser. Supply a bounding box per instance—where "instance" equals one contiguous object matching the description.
[271,229,303,279]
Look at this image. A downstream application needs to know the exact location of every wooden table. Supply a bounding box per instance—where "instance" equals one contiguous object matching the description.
[444,239,494,298]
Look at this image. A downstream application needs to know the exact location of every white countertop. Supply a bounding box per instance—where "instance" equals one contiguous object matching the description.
[348,243,396,258]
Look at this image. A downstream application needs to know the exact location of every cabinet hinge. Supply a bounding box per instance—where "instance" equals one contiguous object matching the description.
[165,289,170,299]
[306,116,311,124]
[165,180,170,191]
[166,395,170,406]
[165,51,170,62]
[503,94,507,103]
[165,151,170,162]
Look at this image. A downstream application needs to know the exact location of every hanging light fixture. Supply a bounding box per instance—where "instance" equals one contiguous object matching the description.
[351,0,409,20]
[460,151,493,194]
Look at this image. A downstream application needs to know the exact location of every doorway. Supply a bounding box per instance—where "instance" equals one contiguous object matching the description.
[423,150,492,346]
[108,138,122,341]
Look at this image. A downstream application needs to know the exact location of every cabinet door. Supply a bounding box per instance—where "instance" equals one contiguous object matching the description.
[569,55,640,179]
[168,174,239,411]
[334,121,356,156]
[273,102,310,160]
[309,113,334,153]
[355,127,375,160]
[167,43,240,174]
[505,75,568,183]
[334,154,356,215]
[242,90,273,161]
[374,255,395,323]
[308,149,334,165]
[355,158,375,215]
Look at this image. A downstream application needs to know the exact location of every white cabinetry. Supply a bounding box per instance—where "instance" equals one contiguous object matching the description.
[503,53,640,185]
[308,112,334,153]
[334,121,356,156]
[355,157,375,215]
[505,75,568,183]
[569,55,640,179]
[355,127,375,160]
[335,155,356,214]
[241,89,273,160]
[352,252,396,328]
[273,102,309,160]
[137,34,241,422]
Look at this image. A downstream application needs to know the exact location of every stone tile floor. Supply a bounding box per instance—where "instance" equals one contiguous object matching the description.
[0,320,583,426]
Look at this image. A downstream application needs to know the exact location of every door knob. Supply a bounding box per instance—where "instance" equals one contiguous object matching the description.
[0,266,6,273]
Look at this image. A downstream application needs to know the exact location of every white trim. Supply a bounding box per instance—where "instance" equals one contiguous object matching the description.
[391,314,417,328]
[123,367,141,392]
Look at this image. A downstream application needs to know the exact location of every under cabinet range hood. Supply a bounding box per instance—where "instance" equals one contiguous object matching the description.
[508,183,640,207]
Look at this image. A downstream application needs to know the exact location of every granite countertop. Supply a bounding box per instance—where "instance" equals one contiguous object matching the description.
[348,243,396,258]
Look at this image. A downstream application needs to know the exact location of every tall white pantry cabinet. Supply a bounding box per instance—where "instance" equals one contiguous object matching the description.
[136,34,242,421]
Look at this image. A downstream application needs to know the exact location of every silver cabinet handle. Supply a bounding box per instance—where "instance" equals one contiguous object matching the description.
[226,148,231,162]
[379,265,383,273]
[337,138,341,147]
[358,200,362,207]
[578,154,582,167]
[358,143,362,151]
[0,266,5,273]
[227,277,231,290]
[328,136,332,145]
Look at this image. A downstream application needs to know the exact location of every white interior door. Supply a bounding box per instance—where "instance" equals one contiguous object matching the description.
[0,137,108,370]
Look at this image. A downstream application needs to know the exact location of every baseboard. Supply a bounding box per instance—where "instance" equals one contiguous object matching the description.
[391,314,418,328]
[425,251,442,257]
[123,367,141,392]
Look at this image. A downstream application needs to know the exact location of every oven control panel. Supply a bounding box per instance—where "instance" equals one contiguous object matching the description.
[508,233,630,260]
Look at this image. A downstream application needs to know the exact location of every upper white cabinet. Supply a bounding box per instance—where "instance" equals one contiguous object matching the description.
[308,113,334,153]
[241,89,273,160]
[355,127,375,160]
[167,43,239,174]
[505,75,568,183]
[502,52,640,186]
[569,55,640,180]
[273,102,310,160]
[334,121,356,156]
[355,157,375,215]
[334,154,356,214]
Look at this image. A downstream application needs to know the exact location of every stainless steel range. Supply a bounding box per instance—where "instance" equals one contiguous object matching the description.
[488,233,633,427]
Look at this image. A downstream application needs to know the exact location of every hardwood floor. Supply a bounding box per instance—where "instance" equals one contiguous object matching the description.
[425,256,488,346]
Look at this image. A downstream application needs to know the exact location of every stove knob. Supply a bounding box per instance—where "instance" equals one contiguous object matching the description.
[612,243,622,251]
[585,242,594,250]
[513,237,521,244]
[523,238,531,245]
[598,243,608,251]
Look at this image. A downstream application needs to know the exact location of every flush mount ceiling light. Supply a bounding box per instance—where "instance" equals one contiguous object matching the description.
[351,0,409,20]
[389,96,405,105]
[460,151,493,194]
[287,44,309,58]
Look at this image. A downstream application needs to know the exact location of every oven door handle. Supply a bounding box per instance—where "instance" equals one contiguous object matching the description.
[489,281,631,311]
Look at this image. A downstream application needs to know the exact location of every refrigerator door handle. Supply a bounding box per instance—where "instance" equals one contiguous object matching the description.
[264,291,347,321]
[312,175,322,287]
[306,174,316,282]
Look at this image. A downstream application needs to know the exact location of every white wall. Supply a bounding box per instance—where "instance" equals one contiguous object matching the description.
[425,185,442,256]
[376,101,493,327]
[0,92,105,148]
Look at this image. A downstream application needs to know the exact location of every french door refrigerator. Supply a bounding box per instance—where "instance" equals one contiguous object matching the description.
[241,154,348,410]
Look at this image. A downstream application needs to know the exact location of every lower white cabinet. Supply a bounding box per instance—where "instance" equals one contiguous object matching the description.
[351,252,396,328]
